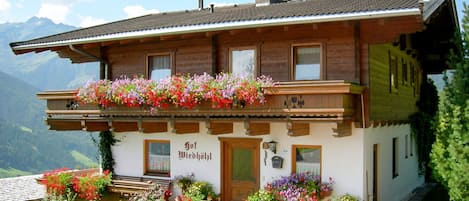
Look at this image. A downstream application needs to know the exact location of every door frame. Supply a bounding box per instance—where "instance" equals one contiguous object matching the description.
[219,137,262,201]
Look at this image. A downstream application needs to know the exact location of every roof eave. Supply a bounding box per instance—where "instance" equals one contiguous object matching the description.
[11,8,422,52]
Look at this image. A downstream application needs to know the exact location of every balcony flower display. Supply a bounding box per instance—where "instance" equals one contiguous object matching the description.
[76,73,276,110]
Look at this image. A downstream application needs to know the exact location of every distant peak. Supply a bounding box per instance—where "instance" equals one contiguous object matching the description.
[26,17,54,26]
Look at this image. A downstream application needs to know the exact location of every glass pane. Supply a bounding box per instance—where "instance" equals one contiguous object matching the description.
[231,49,255,78]
[232,148,254,181]
[149,55,171,81]
[148,142,170,173]
[294,46,321,80]
[295,147,321,176]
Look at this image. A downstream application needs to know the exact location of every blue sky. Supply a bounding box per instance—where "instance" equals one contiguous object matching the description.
[0,0,251,27]
[0,0,467,28]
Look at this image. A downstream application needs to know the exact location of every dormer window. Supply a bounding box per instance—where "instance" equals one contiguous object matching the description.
[148,53,172,81]
[229,47,256,78]
[292,45,322,80]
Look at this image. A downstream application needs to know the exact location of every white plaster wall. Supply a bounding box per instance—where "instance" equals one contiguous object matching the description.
[112,121,366,198]
[363,124,423,201]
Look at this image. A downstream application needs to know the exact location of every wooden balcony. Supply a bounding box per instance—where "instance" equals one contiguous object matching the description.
[37,81,364,137]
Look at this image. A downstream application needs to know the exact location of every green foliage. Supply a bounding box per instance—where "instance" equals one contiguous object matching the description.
[430,4,469,200]
[42,187,77,201]
[98,131,117,173]
[247,190,276,201]
[331,194,360,201]
[409,79,438,178]
[175,173,195,193]
[70,150,98,168]
[184,181,217,201]
[0,167,32,178]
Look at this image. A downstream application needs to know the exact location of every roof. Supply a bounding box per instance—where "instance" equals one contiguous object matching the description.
[0,174,45,201]
[10,0,421,51]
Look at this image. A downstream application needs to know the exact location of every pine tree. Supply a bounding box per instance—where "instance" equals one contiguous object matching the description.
[430,4,469,200]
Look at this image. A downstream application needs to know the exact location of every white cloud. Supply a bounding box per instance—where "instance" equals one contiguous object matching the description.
[123,5,159,18]
[0,0,11,11]
[79,16,107,27]
[36,3,69,24]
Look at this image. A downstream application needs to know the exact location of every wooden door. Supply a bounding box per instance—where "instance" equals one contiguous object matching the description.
[220,138,261,201]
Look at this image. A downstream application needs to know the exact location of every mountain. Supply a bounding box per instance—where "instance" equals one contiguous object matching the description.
[0,71,98,178]
[0,17,98,90]
[0,18,99,178]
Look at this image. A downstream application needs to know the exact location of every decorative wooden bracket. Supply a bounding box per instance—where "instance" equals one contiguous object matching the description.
[206,119,233,135]
[287,121,310,137]
[244,118,270,136]
[173,121,199,134]
[332,120,352,137]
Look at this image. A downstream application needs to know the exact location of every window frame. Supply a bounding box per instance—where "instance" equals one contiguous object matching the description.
[291,145,322,177]
[291,43,324,81]
[228,46,258,78]
[146,52,175,80]
[144,139,171,177]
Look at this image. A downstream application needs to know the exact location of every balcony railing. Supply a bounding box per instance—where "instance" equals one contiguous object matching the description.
[37,81,364,136]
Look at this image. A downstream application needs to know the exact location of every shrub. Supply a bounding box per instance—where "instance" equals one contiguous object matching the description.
[41,168,111,201]
[128,184,168,201]
[248,172,334,201]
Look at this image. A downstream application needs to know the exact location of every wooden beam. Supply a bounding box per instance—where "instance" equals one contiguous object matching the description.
[113,121,138,132]
[85,121,109,132]
[206,121,233,135]
[244,120,270,136]
[141,121,168,133]
[287,121,310,137]
[174,122,199,134]
[332,120,352,137]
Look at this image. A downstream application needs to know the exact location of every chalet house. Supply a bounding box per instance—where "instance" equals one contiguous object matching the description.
[10,0,457,200]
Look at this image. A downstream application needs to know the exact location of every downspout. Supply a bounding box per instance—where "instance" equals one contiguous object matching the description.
[69,44,109,80]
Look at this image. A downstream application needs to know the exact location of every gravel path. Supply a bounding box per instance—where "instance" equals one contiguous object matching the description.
[0,174,45,201]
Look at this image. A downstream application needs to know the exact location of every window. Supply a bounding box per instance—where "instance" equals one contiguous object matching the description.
[389,51,398,92]
[144,140,170,176]
[392,137,399,178]
[405,135,408,159]
[230,48,256,78]
[293,45,321,80]
[410,135,414,157]
[402,59,408,85]
[148,54,171,81]
[292,145,321,176]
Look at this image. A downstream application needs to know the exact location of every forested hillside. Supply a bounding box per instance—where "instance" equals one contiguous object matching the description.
[0,18,99,178]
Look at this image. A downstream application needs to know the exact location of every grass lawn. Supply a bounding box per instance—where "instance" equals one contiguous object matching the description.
[422,184,449,201]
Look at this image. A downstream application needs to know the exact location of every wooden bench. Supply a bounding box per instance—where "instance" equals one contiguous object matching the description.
[108,175,171,196]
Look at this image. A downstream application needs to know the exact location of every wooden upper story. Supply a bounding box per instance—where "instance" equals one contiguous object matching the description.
[10,0,458,131]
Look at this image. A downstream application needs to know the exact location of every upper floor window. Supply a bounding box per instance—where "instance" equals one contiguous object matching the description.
[389,52,398,92]
[230,47,256,78]
[148,53,171,81]
[144,140,170,177]
[292,45,321,80]
[402,59,408,86]
[292,145,321,177]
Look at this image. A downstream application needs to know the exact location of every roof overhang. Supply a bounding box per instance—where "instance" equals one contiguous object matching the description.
[11,8,421,52]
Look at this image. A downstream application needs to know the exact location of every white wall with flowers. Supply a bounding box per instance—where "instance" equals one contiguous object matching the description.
[111,121,373,198]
